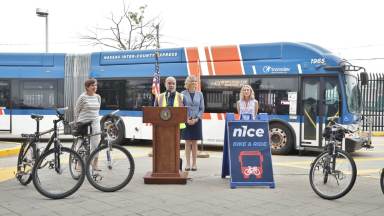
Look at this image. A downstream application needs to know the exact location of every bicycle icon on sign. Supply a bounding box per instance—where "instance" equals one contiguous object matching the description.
[239,151,264,179]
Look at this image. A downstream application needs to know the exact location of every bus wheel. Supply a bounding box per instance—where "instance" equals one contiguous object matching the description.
[269,123,293,155]
[101,117,125,145]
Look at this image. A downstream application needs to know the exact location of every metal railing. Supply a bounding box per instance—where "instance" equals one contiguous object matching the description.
[360,73,384,131]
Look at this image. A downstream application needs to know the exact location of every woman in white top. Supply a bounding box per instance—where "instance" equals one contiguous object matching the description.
[236,85,258,120]
[74,78,101,170]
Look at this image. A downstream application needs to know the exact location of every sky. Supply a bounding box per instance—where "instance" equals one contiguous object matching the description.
[1,0,383,71]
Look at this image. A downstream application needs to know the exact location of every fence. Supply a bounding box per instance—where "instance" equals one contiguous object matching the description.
[360,73,384,131]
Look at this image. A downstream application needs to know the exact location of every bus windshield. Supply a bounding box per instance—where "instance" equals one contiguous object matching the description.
[345,74,362,113]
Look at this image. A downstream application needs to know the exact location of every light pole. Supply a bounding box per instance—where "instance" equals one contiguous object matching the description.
[36,8,49,53]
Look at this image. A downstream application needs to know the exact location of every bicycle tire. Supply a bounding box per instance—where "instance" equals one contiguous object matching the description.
[86,144,135,192]
[69,138,88,180]
[32,147,85,199]
[16,141,37,185]
[380,168,384,194]
[309,149,357,200]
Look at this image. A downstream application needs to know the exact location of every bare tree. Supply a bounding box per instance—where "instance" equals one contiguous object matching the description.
[81,2,160,50]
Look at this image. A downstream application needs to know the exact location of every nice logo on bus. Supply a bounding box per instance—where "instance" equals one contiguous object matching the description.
[233,125,265,137]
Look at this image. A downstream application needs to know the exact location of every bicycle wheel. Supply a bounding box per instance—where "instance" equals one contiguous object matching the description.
[16,141,37,185]
[69,138,88,180]
[32,147,85,199]
[380,168,384,194]
[309,150,357,200]
[86,144,134,192]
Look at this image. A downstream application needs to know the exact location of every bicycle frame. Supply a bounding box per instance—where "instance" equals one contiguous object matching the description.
[33,109,68,174]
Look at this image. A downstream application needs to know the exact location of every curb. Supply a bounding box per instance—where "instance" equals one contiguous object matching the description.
[0,146,20,157]
[372,131,384,136]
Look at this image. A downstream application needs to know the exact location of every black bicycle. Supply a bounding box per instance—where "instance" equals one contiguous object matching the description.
[16,114,45,185]
[69,110,135,192]
[28,108,85,199]
[309,117,357,200]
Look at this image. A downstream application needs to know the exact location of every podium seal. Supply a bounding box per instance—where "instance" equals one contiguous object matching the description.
[160,108,171,121]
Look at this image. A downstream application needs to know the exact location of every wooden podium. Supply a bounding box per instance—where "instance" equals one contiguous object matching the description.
[143,106,188,184]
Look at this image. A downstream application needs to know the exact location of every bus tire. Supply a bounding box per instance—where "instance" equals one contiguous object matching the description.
[101,116,125,145]
[269,122,293,155]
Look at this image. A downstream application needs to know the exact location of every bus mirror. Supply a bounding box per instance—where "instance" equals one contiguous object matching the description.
[360,72,368,85]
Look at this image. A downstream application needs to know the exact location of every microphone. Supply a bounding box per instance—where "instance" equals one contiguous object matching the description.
[165,90,170,99]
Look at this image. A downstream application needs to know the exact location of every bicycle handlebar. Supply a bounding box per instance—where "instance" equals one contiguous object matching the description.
[332,124,354,133]
[326,116,355,133]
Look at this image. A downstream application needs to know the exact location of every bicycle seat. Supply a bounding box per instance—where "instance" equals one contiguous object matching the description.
[72,121,93,136]
[31,114,44,121]
[79,121,93,127]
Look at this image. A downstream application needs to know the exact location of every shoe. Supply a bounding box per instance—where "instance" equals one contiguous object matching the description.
[185,168,190,171]
[191,167,197,171]
[93,168,102,172]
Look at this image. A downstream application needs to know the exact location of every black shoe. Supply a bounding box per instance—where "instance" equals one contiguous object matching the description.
[191,168,197,171]
[185,168,190,171]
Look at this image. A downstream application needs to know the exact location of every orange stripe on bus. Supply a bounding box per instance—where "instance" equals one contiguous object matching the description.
[210,45,242,75]
[204,47,214,75]
[186,47,201,90]
[202,113,211,120]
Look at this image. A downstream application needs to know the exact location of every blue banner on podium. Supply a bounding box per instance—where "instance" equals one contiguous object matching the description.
[223,114,275,189]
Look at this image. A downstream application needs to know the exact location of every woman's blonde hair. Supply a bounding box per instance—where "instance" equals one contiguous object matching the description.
[184,75,198,90]
[239,84,255,100]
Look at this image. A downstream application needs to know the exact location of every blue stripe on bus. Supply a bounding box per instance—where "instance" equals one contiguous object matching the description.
[239,42,343,75]
[3,110,360,125]
[6,109,58,115]
[5,109,144,117]
[0,68,64,78]
[90,63,189,78]
[93,48,186,65]
[0,53,65,78]
[100,110,143,117]
[0,53,65,66]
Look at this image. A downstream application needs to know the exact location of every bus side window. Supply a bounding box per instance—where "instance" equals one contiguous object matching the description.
[324,77,340,123]
[251,77,299,115]
[0,80,10,107]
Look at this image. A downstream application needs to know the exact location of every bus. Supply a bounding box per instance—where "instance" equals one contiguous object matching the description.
[0,53,65,135]
[0,42,370,155]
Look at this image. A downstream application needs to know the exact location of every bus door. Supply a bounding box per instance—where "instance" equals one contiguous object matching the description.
[300,77,321,147]
[300,76,340,148]
[0,80,11,132]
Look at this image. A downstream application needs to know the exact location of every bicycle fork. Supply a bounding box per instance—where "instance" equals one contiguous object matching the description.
[106,142,113,170]
[53,141,63,174]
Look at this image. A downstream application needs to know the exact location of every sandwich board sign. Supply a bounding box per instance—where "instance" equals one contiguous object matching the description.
[224,114,275,189]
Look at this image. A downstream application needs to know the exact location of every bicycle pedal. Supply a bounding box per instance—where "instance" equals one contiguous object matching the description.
[92,174,103,182]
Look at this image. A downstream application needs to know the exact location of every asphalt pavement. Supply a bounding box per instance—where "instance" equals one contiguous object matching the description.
[0,139,383,216]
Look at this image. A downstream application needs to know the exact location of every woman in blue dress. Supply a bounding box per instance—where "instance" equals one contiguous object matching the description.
[181,75,204,171]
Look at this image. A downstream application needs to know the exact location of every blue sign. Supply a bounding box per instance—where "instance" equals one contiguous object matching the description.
[226,120,275,189]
